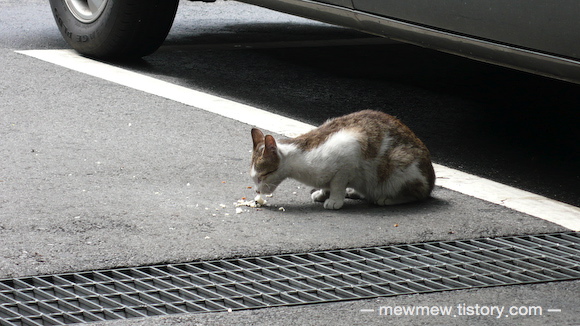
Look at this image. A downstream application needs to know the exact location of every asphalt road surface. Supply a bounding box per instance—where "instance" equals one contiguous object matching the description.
[1,1,579,325]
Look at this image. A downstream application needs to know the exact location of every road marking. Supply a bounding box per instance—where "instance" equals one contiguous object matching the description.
[17,49,580,231]
[435,166,580,231]
[17,49,312,138]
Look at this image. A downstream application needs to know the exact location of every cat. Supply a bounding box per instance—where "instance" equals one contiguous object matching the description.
[250,110,435,209]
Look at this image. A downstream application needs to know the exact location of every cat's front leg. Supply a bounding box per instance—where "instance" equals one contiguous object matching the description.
[323,179,348,210]
[324,194,345,209]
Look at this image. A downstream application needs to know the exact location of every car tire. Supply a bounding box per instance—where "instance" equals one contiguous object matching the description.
[49,0,179,59]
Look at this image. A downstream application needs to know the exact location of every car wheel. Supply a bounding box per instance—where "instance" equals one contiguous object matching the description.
[49,0,179,59]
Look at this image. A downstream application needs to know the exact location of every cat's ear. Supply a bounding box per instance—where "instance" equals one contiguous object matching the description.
[264,135,278,158]
[251,128,264,150]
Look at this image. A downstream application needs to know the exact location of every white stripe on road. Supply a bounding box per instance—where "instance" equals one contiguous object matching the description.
[435,165,580,231]
[17,49,580,231]
[18,49,313,138]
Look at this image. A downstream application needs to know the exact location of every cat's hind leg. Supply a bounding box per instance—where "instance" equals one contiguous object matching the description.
[375,195,417,206]
[374,178,431,206]
[345,188,365,200]
[314,188,363,205]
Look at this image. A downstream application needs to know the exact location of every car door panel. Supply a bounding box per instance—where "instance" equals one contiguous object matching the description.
[352,0,580,59]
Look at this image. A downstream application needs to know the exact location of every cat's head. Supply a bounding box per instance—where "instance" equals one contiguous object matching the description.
[250,128,284,195]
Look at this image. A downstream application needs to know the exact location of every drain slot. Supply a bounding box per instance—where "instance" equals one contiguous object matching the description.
[1,232,579,325]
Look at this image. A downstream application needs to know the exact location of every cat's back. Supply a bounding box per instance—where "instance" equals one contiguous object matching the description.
[284,110,426,156]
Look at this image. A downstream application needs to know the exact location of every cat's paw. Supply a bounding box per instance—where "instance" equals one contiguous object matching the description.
[323,198,344,210]
[345,188,364,200]
[311,189,330,202]
[375,197,394,206]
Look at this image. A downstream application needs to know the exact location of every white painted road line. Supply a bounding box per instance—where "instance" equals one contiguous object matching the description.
[435,165,580,231]
[17,49,580,231]
[17,49,314,138]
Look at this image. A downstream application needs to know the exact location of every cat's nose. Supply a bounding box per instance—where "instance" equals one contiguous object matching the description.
[255,190,261,194]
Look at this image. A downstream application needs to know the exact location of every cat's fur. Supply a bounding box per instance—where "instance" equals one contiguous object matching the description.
[250,110,435,209]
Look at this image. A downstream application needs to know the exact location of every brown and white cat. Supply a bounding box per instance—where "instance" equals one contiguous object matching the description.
[250,110,435,209]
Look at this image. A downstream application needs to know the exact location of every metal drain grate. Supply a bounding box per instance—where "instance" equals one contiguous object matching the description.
[1,232,579,325]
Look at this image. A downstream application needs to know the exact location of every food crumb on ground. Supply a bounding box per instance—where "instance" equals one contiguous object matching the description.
[235,195,268,208]
[254,194,267,205]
